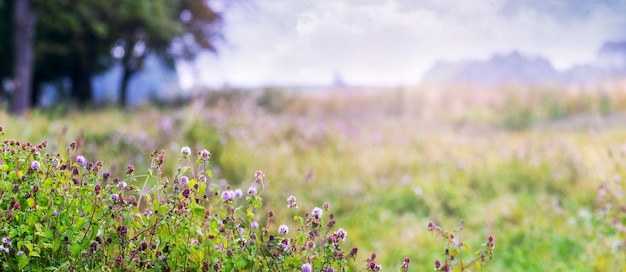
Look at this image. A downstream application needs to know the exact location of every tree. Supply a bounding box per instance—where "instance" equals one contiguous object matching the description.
[111,0,223,107]
[10,0,36,115]
[3,0,228,112]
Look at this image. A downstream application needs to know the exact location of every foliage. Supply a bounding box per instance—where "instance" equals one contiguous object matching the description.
[0,125,493,271]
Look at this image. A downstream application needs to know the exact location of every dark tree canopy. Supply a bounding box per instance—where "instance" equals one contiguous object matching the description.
[0,0,227,113]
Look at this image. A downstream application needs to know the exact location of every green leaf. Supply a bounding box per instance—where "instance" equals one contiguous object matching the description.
[18,256,29,269]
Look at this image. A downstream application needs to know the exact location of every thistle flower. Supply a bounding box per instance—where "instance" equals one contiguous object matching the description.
[247,187,257,196]
[76,156,86,166]
[110,194,120,202]
[181,146,191,157]
[302,263,312,272]
[199,149,211,161]
[180,176,189,186]
[334,228,347,241]
[287,195,298,208]
[255,170,264,183]
[312,207,323,219]
[30,160,40,170]
[278,224,289,235]
[222,191,233,202]
[234,189,243,198]
[251,221,259,229]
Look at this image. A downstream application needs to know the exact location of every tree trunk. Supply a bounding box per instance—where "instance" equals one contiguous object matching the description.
[119,64,135,108]
[70,57,93,107]
[10,0,37,115]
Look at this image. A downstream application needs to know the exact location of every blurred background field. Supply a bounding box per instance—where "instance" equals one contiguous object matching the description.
[3,0,626,270]
[3,83,626,270]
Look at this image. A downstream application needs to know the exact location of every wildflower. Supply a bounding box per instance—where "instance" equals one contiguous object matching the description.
[90,241,98,252]
[117,182,127,190]
[17,251,24,256]
[13,184,19,191]
[312,207,323,219]
[255,170,264,183]
[191,239,199,245]
[1,237,10,246]
[181,146,191,157]
[222,191,233,202]
[278,224,289,235]
[52,209,57,216]
[250,221,259,229]
[182,188,190,198]
[199,174,207,183]
[323,202,330,211]
[180,176,189,186]
[287,195,298,208]
[247,187,257,196]
[110,194,120,202]
[30,160,40,170]
[94,184,102,195]
[326,268,335,272]
[199,149,211,161]
[0,245,8,253]
[302,263,312,272]
[76,156,86,166]
[334,228,347,241]
[234,189,243,198]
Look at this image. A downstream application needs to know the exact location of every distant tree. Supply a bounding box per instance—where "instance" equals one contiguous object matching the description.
[10,0,37,115]
[111,0,223,107]
[2,0,228,113]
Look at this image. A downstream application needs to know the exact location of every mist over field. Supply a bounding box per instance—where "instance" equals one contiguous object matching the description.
[1,0,626,271]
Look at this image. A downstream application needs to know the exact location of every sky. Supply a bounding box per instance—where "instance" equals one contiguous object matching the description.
[178,0,626,88]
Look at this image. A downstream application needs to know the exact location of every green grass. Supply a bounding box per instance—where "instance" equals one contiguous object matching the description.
[2,86,626,270]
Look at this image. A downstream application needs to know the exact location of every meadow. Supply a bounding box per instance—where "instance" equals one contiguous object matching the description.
[1,82,626,271]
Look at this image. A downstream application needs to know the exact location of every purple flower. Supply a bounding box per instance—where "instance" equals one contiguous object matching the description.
[247,187,257,196]
[181,146,191,157]
[52,209,57,216]
[16,251,24,256]
[255,170,264,183]
[334,228,347,241]
[117,182,127,190]
[302,263,312,272]
[287,195,298,208]
[278,224,289,235]
[76,156,86,166]
[221,191,233,202]
[199,149,211,161]
[312,207,323,219]
[110,194,119,202]
[199,175,207,182]
[234,189,243,198]
[190,239,199,245]
[30,161,40,170]
[13,184,19,191]
[1,237,10,246]
[250,221,259,229]
[180,176,189,186]
[0,245,8,253]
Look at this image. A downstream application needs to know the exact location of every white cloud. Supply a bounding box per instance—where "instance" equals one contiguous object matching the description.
[190,0,626,87]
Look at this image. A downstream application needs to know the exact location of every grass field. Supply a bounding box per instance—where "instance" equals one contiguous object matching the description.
[2,83,626,270]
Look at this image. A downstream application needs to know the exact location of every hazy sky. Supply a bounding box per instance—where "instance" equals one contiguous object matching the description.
[181,0,626,88]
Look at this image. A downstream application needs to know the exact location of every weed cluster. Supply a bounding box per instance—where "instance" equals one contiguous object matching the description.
[0,125,495,270]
